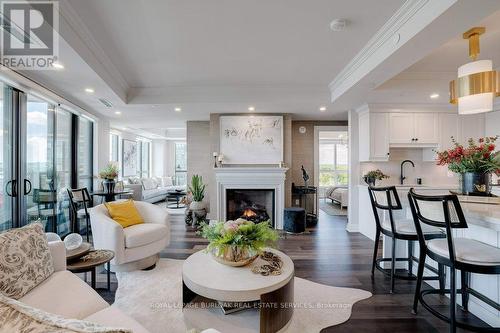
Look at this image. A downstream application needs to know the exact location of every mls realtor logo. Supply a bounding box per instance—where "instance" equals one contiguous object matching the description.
[1,1,59,70]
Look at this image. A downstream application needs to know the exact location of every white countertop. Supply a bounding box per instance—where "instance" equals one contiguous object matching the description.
[357,184,457,190]
[460,202,500,231]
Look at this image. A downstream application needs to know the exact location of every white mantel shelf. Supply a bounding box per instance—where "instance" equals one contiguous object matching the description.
[214,167,289,173]
[215,167,288,229]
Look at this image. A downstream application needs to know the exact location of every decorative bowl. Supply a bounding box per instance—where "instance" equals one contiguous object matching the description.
[64,233,83,251]
[209,246,258,267]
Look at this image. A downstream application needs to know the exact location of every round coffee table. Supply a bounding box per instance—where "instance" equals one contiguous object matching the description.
[182,248,294,333]
[166,191,187,208]
[67,249,114,290]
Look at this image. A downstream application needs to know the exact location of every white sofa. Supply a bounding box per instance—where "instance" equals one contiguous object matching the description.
[18,240,150,332]
[124,177,185,203]
[89,201,170,272]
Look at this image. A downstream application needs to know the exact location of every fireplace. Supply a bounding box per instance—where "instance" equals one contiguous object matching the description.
[215,167,288,229]
[226,189,275,226]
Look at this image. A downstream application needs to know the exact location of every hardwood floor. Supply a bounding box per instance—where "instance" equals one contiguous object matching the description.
[92,209,488,332]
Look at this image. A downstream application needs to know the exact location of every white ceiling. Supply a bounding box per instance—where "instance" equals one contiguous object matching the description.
[19,0,405,130]
[369,9,500,109]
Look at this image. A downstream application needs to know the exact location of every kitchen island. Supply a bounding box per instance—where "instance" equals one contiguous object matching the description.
[358,184,500,327]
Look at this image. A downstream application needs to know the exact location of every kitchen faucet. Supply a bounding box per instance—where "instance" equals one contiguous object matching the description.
[400,160,415,185]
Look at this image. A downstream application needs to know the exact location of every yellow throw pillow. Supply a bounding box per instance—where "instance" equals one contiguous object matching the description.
[104,200,144,228]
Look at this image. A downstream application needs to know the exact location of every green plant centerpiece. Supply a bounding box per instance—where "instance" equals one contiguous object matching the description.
[188,175,206,210]
[363,169,389,186]
[200,219,278,266]
[99,162,119,194]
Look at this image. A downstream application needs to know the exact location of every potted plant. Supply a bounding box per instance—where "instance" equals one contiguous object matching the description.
[363,169,389,186]
[99,162,119,194]
[188,175,206,210]
[436,136,500,195]
[200,219,278,266]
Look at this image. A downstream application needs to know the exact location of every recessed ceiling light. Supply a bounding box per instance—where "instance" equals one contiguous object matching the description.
[330,19,348,32]
[248,106,255,111]
[115,111,121,115]
[430,93,440,99]
[52,62,64,70]
[174,107,182,112]
[85,88,95,93]
[319,106,327,112]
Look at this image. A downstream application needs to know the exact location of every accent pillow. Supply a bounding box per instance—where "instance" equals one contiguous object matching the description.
[127,177,141,185]
[104,200,144,228]
[0,223,54,299]
[141,178,157,190]
[162,176,174,187]
[0,293,131,333]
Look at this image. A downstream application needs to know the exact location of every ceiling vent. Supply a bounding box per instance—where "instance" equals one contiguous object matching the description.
[98,98,113,108]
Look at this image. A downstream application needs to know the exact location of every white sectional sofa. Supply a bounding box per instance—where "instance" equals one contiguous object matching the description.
[19,240,150,333]
[124,176,186,203]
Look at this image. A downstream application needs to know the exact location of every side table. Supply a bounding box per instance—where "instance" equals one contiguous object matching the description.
[67,249,115,290]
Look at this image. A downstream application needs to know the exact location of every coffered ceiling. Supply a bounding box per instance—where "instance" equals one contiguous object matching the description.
[19,0,404,129]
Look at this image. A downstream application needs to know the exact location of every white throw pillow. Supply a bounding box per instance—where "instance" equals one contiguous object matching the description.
[0,293,131,332]
[162,176,173,187]
[127,177,140,185]
[141,178,157,190]
[0,223,54,299]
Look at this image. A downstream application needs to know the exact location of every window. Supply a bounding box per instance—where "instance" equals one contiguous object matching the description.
[175,142,187,185]
[110,134,119,162]
[55,109,72,236]
[319,132,348,187]
[140,141,150,178]
[136,140,150,178]
[78,117,93,189]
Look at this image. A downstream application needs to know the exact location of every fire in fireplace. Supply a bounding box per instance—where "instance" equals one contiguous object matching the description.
[226,189,275,225]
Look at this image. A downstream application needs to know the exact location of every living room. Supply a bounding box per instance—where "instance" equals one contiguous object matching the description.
[2,1,500,333]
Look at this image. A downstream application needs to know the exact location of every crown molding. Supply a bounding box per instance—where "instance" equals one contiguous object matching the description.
[329,0,456,102]
[57,1,129,103]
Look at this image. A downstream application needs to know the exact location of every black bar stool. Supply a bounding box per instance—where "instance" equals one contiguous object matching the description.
[408,188,500,333]
[368,186,445,293]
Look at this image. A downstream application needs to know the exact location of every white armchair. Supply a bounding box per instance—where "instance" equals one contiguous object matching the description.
[89,201,170,271]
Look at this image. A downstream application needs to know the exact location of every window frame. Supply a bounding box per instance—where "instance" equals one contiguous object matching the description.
[319,139,348,187]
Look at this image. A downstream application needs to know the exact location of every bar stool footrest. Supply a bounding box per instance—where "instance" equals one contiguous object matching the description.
[375,258,440,281]
[419,288,500,332]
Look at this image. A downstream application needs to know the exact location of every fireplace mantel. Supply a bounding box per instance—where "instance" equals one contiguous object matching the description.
[215,167,288,229]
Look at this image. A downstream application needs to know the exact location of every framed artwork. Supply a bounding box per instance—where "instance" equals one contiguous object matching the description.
[122,139,138,177]
[219,115,283,165]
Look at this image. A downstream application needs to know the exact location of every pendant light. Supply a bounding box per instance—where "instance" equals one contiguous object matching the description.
[449,27,499,114]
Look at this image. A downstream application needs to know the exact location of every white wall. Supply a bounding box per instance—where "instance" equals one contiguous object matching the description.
[347,110,360,232]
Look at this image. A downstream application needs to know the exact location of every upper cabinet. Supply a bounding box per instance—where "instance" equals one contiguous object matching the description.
[389,113,414,144]
[359,112,389,162]
[389,113,438,145]
[358,107,486,162]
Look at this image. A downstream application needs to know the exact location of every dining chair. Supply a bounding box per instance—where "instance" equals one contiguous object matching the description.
[408,188,500,333]
[28,189,58,233]
[67,187,93,242]
[368,186,445,293]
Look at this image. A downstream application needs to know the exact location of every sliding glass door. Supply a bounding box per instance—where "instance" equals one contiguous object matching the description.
[23,95,56,232]
[0,80,94,236]
[0,84,14,231]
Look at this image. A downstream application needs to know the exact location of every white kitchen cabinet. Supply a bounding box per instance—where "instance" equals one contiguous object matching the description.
[414,113,439,144]
[459,113,485,143]
[389,113,414,144]
[389,113,438,145]
[359,112,389,161]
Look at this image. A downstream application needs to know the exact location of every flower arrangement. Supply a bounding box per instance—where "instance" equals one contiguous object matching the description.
[436,136,500,175]
[363,169,389,186]
[199,219,278,266]
[98,162,119,180]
